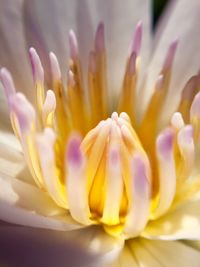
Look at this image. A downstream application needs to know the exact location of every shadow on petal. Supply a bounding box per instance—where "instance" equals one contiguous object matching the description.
[0,223,101,267]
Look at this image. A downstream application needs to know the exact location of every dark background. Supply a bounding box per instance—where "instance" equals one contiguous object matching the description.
[153,0,169,27]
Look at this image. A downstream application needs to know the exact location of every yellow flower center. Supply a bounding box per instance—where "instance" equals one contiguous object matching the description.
[1,22,200,239]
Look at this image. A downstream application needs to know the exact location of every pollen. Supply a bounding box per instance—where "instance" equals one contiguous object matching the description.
[1,21,200,239]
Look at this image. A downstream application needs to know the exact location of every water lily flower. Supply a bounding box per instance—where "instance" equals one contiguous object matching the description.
[1,0,200,266]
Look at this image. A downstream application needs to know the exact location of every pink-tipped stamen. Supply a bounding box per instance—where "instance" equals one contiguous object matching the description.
[49,52,61,81]
[67,70,76,87]
[124,152,150,237]
[190,92,200,118]
[171,112,184,130]
[0,68,16,101]
[29,48,44,84]
[69,30,79,61]
[127,52,136,75]
[95,22,105,54]
[162,39,178,72]
[153,128,176,218]
[89,51,97,74]
[66,134,91,224]
[129,21,143,56]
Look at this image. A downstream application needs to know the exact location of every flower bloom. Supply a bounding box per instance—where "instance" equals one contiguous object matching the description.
[0,0,200,266]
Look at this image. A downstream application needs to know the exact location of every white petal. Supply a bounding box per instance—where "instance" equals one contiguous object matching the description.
[131,238,200,267]
[0,201,83,231]
[0,172,82,230]
[102,245,138,267]
[142,198,200,240]
[103,238,200,267]
[0,130,25,178]
[0,129,37,185]
[144,0,200,120]
[0,0,33,95]
[23,0,151,93]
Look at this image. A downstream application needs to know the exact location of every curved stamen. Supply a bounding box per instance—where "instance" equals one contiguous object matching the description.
[66,134,91,224]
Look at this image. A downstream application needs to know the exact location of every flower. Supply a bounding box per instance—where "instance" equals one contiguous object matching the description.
[0,0,200,266]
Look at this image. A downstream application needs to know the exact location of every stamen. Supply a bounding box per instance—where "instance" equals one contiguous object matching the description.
[176,125,194,184]
[68,29,83,91]
[89,22,108,123]
[9,93,35,134]
[69,30,79,61]
[49,52,61,81]
[88,51,101,125]
[67,70,86,133]
[141,41,178,137]
[140,41,178,144]
[0,69,20,138]
[129,21,143,55]
[9,93,44,188]
[36,128,67,208]
[67,70,76,87]
[178,75,199,122]
[171,112,184,130]
[29,47,44,83]
[82,119,111,190]
[162,39,178,72]
[95,22,105,54]
[118,52,137,121]
[124,153,150,237]
[29,48,45,116]
[153,128,176,218]
[139,74,164,151]
[81,120,105,152]
[67,31,88,133]
[102,124,123,225]
[42,90,56,127]
[66,134,91,224]
[0,68,16,102]
[118,23,143,123]
[190,92,200,142]
[49,52,70,140]
[111,111,119,121]
[120,112,131,122]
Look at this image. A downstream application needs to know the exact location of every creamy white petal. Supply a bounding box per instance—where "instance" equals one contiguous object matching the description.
[0,129,36,185]
[103,238,200,267]
[23,0,151,94]
[0,131,25,178]
[142,198,200,240]
[102,245,138,267]
[144,0,200,121]
[0,172,83,230]
[0,0,33,95]
[0,173,63,215]
[132,238,200,267]
[0,201,84,230]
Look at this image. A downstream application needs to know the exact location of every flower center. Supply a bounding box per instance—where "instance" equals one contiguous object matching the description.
[1,21,199,239]
[75,112,150,236]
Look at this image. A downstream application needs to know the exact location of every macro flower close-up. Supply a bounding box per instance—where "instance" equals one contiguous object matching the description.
[1,0,200,266]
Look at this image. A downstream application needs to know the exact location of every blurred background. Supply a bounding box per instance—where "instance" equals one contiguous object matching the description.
[153,0,169,28]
